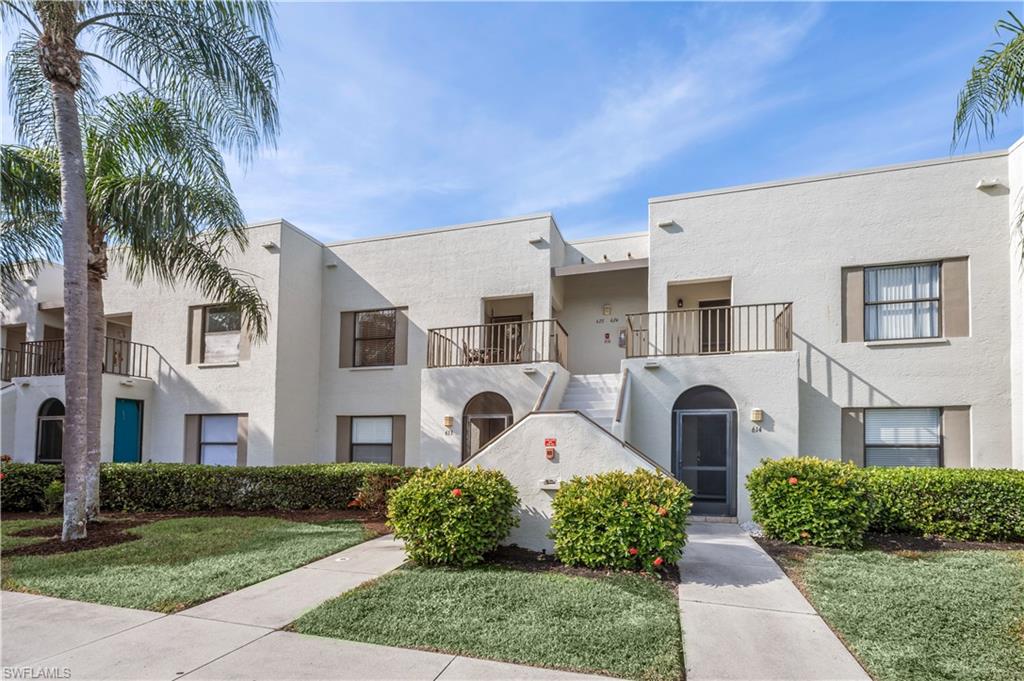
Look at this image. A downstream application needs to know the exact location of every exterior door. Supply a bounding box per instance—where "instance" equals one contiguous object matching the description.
[699,299,731,353]
[113,398,143,463]
[674,409,736,516]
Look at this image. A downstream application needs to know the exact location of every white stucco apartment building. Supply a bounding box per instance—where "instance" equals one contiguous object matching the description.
[4,143,1024,539]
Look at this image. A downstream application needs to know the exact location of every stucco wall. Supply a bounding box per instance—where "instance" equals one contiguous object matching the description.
[564,233,649,265]
[649,152,1013,468]
[1009,137,1024,470]
[623,352,800,521]
[6,374,154,462]
[469,411,660,552]
[556,268,648,375]
[272,224,324,464]
[318,214,557,465]
[102,221,287,465]
[418,362,567,467]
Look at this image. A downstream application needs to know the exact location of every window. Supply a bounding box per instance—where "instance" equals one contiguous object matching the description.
[865,408,940,467]
[200,414,238,466]
[203,305,241,363]
[864,263,940,341]
[35,398,65,463]
[351,416,393,463]
[354,309,396,367]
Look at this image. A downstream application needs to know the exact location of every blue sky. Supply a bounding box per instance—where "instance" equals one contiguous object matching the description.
[5,2,1024,242]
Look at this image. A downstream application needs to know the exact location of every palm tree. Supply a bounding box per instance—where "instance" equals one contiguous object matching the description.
[2,1,278,540]
[953,10,1024,256]
[3,94,271,519]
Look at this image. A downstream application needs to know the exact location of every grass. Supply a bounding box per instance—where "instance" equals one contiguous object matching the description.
[796,548,1024,681]
[1,515,371,612]
[292,565,682,681]
[1,518,59,551]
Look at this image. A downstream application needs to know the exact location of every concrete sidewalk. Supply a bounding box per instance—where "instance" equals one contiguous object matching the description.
[1,535,608,681]
[678,522,870,681]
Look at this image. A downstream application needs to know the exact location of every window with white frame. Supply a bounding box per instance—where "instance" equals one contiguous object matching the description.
[203,305,241,363]
[351,416,393,464]
[200,414,239,466]
[864,408,941,467]
[864,263,940,341]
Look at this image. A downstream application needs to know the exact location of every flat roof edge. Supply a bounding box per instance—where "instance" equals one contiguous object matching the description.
[649,149,1009,204]
[325,212,554,247]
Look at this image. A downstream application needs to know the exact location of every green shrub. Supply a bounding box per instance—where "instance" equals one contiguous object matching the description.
[387,466,519,566]
[42,480,64,515]
[747,457,871,549]
[550,469,692,570]
[0,462,414,513]
[355,467,416,516]
[0,462,63,511]
[860,467,1024,541]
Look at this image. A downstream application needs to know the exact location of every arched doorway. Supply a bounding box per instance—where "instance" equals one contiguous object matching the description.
[462,392,513,461]
[36,398,65,464]
[672,385,737,516]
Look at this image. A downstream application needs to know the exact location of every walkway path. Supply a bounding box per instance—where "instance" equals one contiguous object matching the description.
[1,535,605,681]
[678,522,870,681]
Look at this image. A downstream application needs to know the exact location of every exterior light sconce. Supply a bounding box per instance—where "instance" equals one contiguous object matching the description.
[975,178,1001,190]
[676,298,685,308]
[522,367,537,375]
[643,360,660,370]
[119,379,135,387]
[261,241,278,251]
[325,263,338,269]
[657,220,675,229]
[750,408,764,423]
[528,236,545,245]
[602,304,612,316]
[442,415,454,435]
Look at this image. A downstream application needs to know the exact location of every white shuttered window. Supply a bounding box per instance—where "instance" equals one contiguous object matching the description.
[864,408,940,467]
[351,416,393,464]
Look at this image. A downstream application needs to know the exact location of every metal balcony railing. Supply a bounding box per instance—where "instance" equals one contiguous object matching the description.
[427,319,568,368]
[3,337,154,380]
[626,302,793,358]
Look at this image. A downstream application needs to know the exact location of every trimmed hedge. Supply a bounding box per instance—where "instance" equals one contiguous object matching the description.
[747,458,1024,546]
[387,466,519,566]
[550,469,692,570]
[0,462,414,513]
[861,467,1024,541]
[747,457,871,549]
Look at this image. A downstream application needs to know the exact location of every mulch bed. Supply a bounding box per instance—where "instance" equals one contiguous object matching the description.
[2,509,389,557]
[755,533,1023,566]
[485,544,681,585]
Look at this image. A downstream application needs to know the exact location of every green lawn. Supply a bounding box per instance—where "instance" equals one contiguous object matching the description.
[1,515,371,612]
[1,518,60,551]
[797,548,1024,681]
[292,565,682,681]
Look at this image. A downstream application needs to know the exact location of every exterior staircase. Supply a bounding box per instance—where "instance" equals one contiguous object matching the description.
[559,373,620,430]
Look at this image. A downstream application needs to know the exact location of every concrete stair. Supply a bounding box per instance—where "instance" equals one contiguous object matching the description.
[559,373,620,430]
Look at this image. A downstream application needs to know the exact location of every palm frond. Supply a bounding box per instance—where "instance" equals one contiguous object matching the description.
[953,11,1024,149]
[0,145,62,302]
[85,0,279,163]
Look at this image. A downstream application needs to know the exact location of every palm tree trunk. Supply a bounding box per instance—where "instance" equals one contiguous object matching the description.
[36,1,90,541]
[85,246,104,519]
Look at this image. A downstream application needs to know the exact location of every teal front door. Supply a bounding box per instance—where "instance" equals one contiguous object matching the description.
[113,398,143,463]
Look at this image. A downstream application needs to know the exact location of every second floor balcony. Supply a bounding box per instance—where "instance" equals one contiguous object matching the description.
[427,319,568,369]
[626,302,793,358]
[1,337,155,382]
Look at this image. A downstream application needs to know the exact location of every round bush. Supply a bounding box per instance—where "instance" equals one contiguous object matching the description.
[550,469,692,571]
[746,457,870,548]
[387,466,519,566]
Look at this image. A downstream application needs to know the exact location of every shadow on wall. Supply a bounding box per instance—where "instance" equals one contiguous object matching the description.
[794,333,898,406]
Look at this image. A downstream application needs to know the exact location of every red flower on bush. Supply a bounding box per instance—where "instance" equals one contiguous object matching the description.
[653,556,664,567]
[451,488,462,497]
[0,472,5,480]
[657,506,668,517]
[628,547,638,556]
[788,476,799,486]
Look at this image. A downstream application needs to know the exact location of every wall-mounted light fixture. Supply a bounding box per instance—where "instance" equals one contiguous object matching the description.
[602,304,612,316]
[119,379,135,388]
[976,178,1002,190]
[325,263,338,269]
[261,241,278,251]
[750,408,764,423]
[657,220,675,229]
[676,298,684,309]
[528,235,545,245]
[442,415,454,434]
